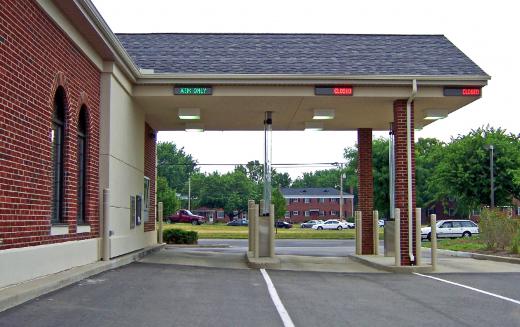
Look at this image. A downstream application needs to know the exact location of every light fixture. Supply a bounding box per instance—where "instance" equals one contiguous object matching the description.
[313,109,335,120]
[424,109,448,120]
[185,123,204,132]
[304,122,324,131]
[178,108,200,120]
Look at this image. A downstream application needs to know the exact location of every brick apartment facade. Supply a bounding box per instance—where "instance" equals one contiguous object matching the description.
[281,188,354,223]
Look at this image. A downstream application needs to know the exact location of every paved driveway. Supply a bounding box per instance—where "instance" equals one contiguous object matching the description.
[1,262,519,327]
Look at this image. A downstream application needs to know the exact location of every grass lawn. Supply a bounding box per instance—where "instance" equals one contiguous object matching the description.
[422,237,488,252]
[163,223,385,240]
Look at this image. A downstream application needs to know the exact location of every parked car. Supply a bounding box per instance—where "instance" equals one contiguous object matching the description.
[275,221,293,229]
[421,219,479,241]
[300,220,324,228]
[378,219,385,228]
[312,220,350,230]
[167,209,205,225]
[227,219,248,226]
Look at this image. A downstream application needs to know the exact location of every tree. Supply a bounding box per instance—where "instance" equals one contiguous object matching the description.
[157,142,198,192]
[272,188,287,220]
[291,169,342,189]
[156,176,180,217]
[435,127,520,213]
[415,138,445,209]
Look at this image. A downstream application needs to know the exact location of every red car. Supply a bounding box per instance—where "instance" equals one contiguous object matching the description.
[167,209,206,225]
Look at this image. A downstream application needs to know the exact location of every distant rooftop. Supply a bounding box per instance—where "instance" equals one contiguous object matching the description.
[281,187,352,198]
[115,33,488,76]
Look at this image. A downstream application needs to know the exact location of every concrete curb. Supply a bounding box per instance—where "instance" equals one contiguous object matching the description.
[0,244,164,313]
[165,244,231,249]
[434,248,520,264]
[349,255,433,273]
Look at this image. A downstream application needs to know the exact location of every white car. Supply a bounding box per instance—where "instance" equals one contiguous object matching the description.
[378,219,385,227]
[312,220,350,230]
[421,219,479,241]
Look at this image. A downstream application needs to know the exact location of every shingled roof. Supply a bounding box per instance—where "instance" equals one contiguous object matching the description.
[115,33,488,76]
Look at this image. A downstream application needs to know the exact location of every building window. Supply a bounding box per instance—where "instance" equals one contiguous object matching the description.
[517,207,520,216]
[292,211,299,216]
[285,211,290,218]
[319,198,325,203]
[217,211,225,219]
[304,198,310,204]
[319,210,325,216]
[330,210,337,216]
[77,106,87,224]
[305,211,310,217]
[292,198,299,203]
[51,87,66,224]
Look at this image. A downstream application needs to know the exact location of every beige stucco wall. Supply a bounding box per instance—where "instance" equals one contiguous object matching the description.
[100,71,156,258]
[0,239,99,288]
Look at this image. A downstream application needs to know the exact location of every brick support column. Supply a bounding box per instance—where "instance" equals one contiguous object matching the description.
[393,100,417,265]
[144,123,157,232]
[357,128,374,254]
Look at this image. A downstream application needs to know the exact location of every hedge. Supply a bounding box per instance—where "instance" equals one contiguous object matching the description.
[163,229,198,244]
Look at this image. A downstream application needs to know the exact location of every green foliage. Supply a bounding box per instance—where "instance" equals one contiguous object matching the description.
[157,142,198,192]
[292,169,341,189]
[435,127,520,212]
[272,188,287,220]
[415,138,445,209]
[163,229,198,244]
[157,176,180,217]
[511,231,520,255]
[479,209,520,251]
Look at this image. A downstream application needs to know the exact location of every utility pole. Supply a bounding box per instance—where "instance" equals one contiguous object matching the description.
[340,171,345,220]
[489,145,494,208]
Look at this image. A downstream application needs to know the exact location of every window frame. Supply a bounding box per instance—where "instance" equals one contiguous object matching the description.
[77,106,88,224]
[51,88,66,224]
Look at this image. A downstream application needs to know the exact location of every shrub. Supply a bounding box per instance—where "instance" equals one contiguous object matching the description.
[163,229,198,244]
[479,209,519,251]
[511,230,520,255]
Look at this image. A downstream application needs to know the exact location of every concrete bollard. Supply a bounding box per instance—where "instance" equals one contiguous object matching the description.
[102,188,111,261]
[248,200,255,253]
[415,208,421,266]
[158,202,163,244]
[431,214,437,271]
[394,208,401,267]
[355,211,362,255]
[373,210,379,255]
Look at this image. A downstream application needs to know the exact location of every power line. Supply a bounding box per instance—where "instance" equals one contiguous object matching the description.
[158,162,347,167]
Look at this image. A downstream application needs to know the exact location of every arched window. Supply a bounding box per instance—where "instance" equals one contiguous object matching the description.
[77,106,88,224]
[51,87,66,223]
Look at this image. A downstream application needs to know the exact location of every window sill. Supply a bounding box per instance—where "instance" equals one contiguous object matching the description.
[50,225,69,236]
[76,224,91,233]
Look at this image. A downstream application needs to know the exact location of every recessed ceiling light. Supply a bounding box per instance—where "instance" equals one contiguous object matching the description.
[304,122,324,131]
[424,109,448,120]
[185,123,204,132]
[178,108,200,120]
[313,109,335,120]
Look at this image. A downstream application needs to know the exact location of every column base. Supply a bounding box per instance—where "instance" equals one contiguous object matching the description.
[246,252,281,269]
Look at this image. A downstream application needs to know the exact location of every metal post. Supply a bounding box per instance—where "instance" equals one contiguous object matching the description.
[490,145,494,209]
[269,204,275,258]
[389,123,395,220]
[263,112,273,215]
[431,214,437,271]
[158,202,163,244]
[415,208,422,266]
[394,208,401,266]
[102,189,111,261]
[188,176,191,210]
[373,210,379,255]
[355,211,362,255]
[254,204,260,258]
[340,170,344,220]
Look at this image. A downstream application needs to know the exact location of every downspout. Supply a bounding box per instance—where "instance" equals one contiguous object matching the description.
[407,79,417,263]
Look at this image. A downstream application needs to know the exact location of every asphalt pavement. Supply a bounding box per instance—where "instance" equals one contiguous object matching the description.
[1,262,519,327]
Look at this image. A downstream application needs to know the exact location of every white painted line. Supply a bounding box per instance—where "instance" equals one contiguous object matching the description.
[414,273,520,305]
[260,269,295,327]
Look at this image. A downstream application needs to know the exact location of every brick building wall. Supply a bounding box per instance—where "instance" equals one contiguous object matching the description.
[144,123,156,232]
[0,0,101,249]
[393,100,417,265]
[285,198,353,223]
[358,128,375,254]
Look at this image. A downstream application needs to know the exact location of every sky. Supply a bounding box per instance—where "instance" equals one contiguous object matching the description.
[92,0,519,180]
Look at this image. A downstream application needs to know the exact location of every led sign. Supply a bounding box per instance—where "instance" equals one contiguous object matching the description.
[315,86,353,96]
[444,87,481,96]
[174,86,212,95]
